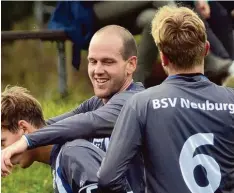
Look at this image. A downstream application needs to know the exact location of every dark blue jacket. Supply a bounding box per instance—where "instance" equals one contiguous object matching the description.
[48,1,96,69]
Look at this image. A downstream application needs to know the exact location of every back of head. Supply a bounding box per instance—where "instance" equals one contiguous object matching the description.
[92,25,138,60]
[151,5,207,70]
[1,86,45,132]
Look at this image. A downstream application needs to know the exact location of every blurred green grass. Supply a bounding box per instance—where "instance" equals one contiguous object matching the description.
[2,163,53,193]
[1,17,94,101]
[1,17,93,193]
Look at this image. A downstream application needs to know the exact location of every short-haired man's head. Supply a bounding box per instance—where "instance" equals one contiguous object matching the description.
[95,25,138,60]
[1,86,45,133]
[152,5,207,70]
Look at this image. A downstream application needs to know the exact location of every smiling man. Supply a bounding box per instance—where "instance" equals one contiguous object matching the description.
[2,25,145,193]
[87,26,139,103]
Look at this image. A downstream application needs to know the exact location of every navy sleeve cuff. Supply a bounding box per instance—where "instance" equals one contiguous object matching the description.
[23,135,33,149]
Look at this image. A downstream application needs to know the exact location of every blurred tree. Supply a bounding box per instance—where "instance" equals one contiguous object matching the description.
[2,1,34,30]
[1,1,57,31]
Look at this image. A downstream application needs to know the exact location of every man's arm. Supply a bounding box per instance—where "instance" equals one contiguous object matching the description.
[46,111,75,125]
[97,96,143,193]
[1,91,139,176]
[26,92,133,148]
[46,97,98,125]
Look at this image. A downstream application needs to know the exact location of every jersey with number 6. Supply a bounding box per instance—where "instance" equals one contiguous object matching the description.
[98,74,234,193]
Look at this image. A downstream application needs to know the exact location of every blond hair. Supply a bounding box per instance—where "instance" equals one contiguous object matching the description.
[152,5,207,70]
[1,86,45,133]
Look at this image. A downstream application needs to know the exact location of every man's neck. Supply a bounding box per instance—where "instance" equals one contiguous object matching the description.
[102,77,133,104]
[118,78,134,93]
[167,65,204,76]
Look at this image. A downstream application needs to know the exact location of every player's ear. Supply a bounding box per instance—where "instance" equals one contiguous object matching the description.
[18,120,31,134]
[126,56,137,75]
[204,41,210,56]
[160,51,169,67]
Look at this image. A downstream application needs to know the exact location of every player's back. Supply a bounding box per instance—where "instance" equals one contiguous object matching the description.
[137,75,234,193]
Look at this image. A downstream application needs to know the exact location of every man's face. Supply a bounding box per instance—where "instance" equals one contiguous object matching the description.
[1,129,22,150]
[1,128,33,168]
[88,34,129,100]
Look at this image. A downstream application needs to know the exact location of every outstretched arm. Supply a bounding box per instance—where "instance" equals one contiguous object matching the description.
[25,95,123,148]
[1,92,135,176]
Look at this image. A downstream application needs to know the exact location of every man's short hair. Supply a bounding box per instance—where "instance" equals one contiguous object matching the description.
[151,5,207,70]
[1,86,45,133]
[95,25,138,60]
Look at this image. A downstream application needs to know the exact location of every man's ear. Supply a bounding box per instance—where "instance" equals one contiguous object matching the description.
[126,56,137,75]
[18,120,31,134]
[204,41,210,56]
[160,51,169,67]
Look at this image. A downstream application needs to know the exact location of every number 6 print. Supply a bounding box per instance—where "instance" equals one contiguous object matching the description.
[179,133,221,193]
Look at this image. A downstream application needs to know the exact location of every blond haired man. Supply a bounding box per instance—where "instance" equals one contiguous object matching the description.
[98,5,234,193]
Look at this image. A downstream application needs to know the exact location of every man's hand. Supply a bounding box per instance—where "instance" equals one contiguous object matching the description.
[195,0,211,19]
[1,137,28,177]
[1,148,13,177]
